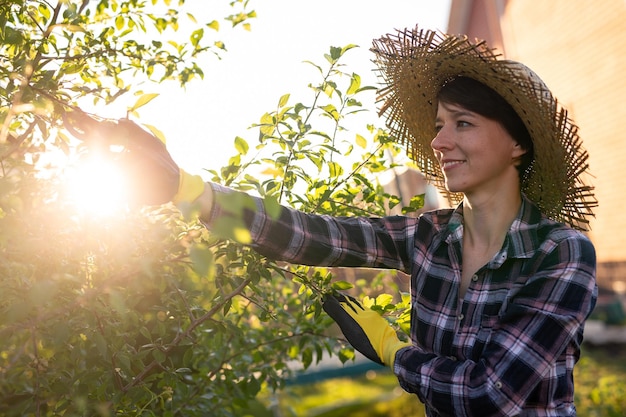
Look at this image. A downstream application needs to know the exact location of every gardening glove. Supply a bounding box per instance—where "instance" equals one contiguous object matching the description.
[64,111,205,206]
[322,293,411,369]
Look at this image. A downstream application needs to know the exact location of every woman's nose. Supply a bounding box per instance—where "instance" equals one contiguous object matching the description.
[431,126,452,152]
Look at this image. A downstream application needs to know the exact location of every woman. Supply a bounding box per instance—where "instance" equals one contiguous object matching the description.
[69,25,598,417]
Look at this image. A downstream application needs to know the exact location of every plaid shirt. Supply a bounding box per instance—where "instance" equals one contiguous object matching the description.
[206,184,597,417]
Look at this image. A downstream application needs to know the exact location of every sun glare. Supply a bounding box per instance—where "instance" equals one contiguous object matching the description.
[64,154,130,217]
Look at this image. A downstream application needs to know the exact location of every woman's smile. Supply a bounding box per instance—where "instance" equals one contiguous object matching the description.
[440,159,466,172]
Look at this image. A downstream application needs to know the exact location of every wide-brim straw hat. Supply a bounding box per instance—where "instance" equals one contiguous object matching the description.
[372,25,597,231]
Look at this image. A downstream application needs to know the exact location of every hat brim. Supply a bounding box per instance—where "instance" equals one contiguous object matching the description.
[372,26,596,230]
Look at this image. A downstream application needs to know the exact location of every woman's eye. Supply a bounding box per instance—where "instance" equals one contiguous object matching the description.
[434,124,443,132]
[457,120,471,128]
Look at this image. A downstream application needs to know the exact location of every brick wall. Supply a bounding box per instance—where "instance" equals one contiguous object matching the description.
[498,0,626,291]
[499,0,626,264]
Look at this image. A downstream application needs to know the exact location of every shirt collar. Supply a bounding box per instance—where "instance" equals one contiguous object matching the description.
[445,193,541,262]
[505,193,543,259]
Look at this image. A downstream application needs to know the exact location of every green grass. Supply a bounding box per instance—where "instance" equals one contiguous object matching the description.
[266,344,626,417]
[274,370,425,417]
[575,344,626,417]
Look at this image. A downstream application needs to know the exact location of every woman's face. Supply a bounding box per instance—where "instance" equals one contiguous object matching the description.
[431,101,526,198]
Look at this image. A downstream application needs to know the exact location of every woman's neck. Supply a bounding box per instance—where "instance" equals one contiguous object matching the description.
[461,190,522,250]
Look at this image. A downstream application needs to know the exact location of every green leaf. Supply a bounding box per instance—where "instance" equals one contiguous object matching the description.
[338,347,355,363]
[327,161,343,177]
[38,4,51,19]
[93,333,108,356]
[262,195,282,220]
[347,73,361,95]
[56,24,86,33]
[116,353,131,372]
[278,93,290,108]
[190,28,204,46]
[375,293,394,307]
[223,299,232,315]
[341,44,358,54]
[288,345,299,359]
[212,217,252,244]
[140,327,152,341]
[303,60,323,74]
[142,123,167,144]
[152,349,166,363]
[259,112,275,136]
[321,104,339,121]
[401,194,426,214]
[301,348,313,369]
[298,283,306,295]
[186,12,198,24]
[331,281,354,291]
[190,243,214,277]
[234,136,249,155]
[130,93,159,111]
[355,133,367,149]
[115,14,124,30]
[328,46,342,61]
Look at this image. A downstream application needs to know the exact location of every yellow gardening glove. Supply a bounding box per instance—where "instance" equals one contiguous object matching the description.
[173,169,206,205]
[323,293,411,369]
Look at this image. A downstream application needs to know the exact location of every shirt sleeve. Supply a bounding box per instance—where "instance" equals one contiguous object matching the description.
[202,183,418,272]
[394,232,597,417]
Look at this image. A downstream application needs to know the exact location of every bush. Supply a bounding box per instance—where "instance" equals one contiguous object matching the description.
[0,2,410,415]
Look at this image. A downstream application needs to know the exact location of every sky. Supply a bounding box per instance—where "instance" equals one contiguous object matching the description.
[138,0,452,177]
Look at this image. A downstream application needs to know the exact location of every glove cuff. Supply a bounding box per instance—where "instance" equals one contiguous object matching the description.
[173,169,205,205]
[384,339,411,372]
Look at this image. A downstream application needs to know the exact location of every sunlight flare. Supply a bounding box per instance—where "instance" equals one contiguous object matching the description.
[64,153,129,217]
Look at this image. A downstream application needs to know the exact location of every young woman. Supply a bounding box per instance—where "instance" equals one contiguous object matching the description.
[71,25,598,417]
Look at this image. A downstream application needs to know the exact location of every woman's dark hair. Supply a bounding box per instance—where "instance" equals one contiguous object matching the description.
[436,76,534,179]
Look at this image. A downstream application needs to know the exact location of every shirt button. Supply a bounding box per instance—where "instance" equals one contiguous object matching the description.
[472,274,479,282]
[458,314,464,321]
[448,356,457,361]
[495,381,503,389]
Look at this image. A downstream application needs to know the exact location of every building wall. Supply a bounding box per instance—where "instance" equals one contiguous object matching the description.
[448,0,507,52]
[502,0,626,255]
[500,0,626,291]
[447,0,626,292]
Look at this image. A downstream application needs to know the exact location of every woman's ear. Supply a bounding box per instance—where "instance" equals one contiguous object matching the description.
[512,142,528,167]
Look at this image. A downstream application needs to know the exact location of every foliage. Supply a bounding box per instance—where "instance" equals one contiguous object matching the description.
[273,371,426,417]
[0,1,410,416]
[574,345,626,417]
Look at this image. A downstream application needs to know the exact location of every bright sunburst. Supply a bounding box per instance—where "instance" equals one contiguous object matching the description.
[63,152,130,217]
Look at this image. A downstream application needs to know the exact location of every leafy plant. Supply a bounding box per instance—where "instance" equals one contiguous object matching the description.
[574,346,626,417]
[0,1,411,416]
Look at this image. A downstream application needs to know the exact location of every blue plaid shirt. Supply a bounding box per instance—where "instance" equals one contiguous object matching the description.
[205,184,597,417]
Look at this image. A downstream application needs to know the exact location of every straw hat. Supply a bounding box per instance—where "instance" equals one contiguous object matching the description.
[372,25,597,230]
